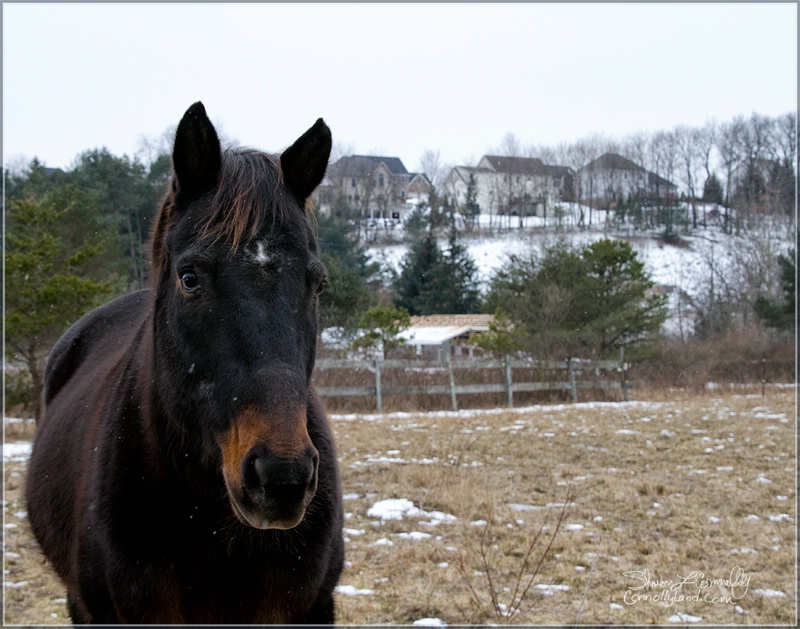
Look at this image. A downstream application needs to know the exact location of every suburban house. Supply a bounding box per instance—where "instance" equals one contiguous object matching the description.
[576,153,678,209]
[443,155,575,220]
[398,314,494,362]
[441,164,495,216]
[317,155,432,221]
[407,172,434,205]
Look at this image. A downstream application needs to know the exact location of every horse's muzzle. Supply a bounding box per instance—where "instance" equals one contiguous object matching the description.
[220,405,319,530]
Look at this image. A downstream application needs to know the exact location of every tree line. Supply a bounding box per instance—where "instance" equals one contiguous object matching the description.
[4,109,796,415]
[406,112,795,236]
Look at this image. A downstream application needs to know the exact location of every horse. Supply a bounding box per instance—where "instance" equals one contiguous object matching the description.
[25,102,344,624]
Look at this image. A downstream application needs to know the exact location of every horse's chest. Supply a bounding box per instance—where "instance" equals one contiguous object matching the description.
[165,555,316,624]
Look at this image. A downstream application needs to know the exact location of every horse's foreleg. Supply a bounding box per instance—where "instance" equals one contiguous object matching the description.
[298,588,336,625]
[68,589,120,624]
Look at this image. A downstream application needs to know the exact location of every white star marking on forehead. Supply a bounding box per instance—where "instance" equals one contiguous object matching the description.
[251,240,272,266]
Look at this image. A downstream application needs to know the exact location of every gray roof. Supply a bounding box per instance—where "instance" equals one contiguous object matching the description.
[647,171,678,189]
[547,165,574,178]
[581,153,645,173]
[329,155,409,177]
[482,155,549,176]
[581,152,677,189]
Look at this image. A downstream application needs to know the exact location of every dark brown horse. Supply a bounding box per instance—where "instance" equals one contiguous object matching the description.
[25,102,344,624]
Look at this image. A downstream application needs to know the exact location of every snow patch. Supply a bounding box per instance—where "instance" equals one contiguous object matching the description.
[367,498,456,523]
[668,612,702,623]
[2,442,32,461]
[335,584,375,596]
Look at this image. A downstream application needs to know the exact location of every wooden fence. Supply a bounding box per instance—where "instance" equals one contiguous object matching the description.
[313,356,631,411]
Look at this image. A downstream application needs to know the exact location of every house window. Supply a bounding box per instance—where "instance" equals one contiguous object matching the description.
[351,178,356,188]
[378,174,385,187]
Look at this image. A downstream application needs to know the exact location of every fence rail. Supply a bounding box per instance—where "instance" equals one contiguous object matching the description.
[314,355,631,411]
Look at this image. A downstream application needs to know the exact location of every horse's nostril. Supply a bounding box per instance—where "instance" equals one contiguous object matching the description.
[242,447,269,505]
[241,447,317,506]
[253,453,270,486]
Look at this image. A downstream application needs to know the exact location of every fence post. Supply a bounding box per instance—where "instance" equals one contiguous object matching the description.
[620,346,629,402]
[504,354,513,407]
[447,355,458,411]
[761,354,766,397]
[568,357,578,403]
[374,357,383,412]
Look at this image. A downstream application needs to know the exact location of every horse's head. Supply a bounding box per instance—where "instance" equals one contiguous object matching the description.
[150,102,331,530]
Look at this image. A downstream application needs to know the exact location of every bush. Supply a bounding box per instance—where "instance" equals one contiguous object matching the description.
[485,239,667,359]
[4,368,35,416]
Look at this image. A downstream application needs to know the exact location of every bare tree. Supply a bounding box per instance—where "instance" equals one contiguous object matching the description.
[734,113,775,223]
[329,141,355,168]
[571,133,613,226]
[135,124,176,167]
[419,149,445,191]
[695,120,719,225]
[674,125,703,228]
[528,143,557,165]
[499,132,522,158]
[765,113,797,220]
[694,225,788,335]
[697,120,718,184]
[716,117,745,232]
[554,141,588,227]
[621,132,649,173]
[773,112,797,171]
[651,130,678,189]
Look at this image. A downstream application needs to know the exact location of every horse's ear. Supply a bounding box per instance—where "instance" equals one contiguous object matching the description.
[172,101,222,197]
[280,118,332,204]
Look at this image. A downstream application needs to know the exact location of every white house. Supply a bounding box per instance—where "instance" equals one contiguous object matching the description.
[443,156,575,221]
[577,153,678,208]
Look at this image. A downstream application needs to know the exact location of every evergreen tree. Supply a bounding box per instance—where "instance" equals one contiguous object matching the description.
[5,191,112,418]
[486,239,667,358]
[461,173,481,231]
[394,231,447,315]
[4,158,66,202]
[580,239,667,353]
[702,173,724,205]
[395,228,482,316]
[316,214,378,331]
[754,247,796,331]
[403,206,429,243]
[68,149,162,289]
[439,226,482,314]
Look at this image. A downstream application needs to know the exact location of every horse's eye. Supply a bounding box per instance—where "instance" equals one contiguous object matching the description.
[316,278,328,296]
[180,271,200,293]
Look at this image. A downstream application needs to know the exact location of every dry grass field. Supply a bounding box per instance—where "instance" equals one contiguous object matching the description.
[3,386,796,625]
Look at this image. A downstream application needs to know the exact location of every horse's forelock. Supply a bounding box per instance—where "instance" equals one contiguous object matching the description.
[149,149,308,283]
[201,150,290,250]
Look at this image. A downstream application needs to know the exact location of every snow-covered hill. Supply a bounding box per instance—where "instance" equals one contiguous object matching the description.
[364,203,795,337]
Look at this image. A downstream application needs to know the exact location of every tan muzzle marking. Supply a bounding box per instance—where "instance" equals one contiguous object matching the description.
[219,404,312,493]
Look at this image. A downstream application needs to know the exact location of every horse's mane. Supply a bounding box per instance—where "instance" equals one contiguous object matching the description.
[150,148,305,282]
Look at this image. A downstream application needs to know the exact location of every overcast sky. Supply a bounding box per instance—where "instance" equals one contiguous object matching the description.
[3,2,797,174]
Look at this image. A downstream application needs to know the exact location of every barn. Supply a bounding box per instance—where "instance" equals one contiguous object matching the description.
[397,314,494,362]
